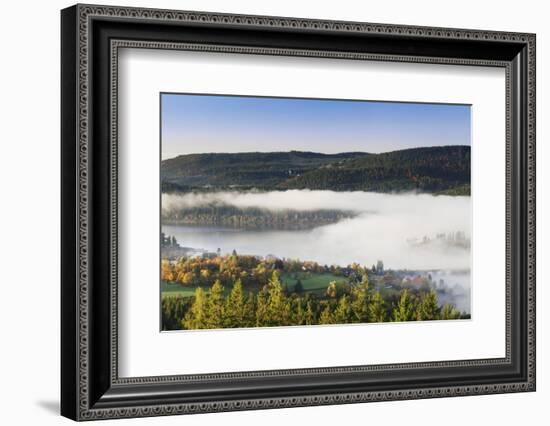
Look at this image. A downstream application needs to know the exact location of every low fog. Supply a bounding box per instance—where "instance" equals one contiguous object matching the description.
[162,190,471,271]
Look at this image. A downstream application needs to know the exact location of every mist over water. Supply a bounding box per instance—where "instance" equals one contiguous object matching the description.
[162,190,471,271]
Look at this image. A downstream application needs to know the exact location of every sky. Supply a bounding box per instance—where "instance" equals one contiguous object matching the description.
[161,93,471,160]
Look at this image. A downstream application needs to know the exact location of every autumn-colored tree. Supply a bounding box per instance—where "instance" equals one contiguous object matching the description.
[161,259,175,282]
[179,271,195,286]
[326,281,338,298]
[200,268,211,282]
[182,287,207,329]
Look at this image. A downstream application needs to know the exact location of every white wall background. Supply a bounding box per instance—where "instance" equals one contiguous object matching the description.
[0,0,546,424]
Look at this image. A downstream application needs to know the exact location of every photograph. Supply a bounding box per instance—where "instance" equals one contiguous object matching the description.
[160,93,472,331]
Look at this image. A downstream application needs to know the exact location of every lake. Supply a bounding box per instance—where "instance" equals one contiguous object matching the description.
[162,190,471,271]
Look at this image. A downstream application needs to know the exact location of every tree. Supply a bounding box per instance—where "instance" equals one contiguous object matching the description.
[393,289,414,322]
[243,292,256,327]
[182,287,207,329]
[351,283,369,323]
[200,268,211,283]
[291,298,305,325]
[319,304,334,325]
[360,271,369,288]
[266,271,285,326]
[224,279,244,327]
[416,289,440,321]
[161,259,175,282]
[205,280,224,329]
[333,295,351,323]
[255,288,269,327]
[179,271,195,286]
[294,279,304,294]
[305,300,316,325]
[369,291,387,322]
[440,303,461,320]
[326,281,338,298]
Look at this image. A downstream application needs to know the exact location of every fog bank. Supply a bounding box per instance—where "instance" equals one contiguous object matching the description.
[162,190,471,271]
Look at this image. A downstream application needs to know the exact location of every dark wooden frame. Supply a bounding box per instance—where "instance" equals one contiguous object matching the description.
[61,4,536,421]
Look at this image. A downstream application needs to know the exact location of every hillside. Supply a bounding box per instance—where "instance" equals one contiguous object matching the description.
[161,146,470,194]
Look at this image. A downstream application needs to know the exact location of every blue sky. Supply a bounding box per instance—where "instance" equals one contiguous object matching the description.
[161,93,471,159]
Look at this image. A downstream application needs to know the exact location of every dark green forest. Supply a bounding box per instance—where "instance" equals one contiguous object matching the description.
[161,146,470,195]
[161,204,356,230]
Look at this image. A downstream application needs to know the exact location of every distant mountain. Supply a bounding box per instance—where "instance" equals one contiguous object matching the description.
[161,146,470,195]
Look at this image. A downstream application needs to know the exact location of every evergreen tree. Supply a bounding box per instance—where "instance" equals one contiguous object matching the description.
[281,299,293,326]
[266,270,285,326]
[243,292,256,327]
[440,303,461,320]
[416,289,440,321]
[368,291,387,322]
[304,300,316,325]
[393,289,414,322]
[255,288,269,327]
[361,271,369,288]
[183,287,207,329]
[291,298,305,325]
[205,280,224,329]
[333,295,351,324]
[294,279,304,294]
[351,283,369,323]
[224,279,244,327]
[319,304,334,325]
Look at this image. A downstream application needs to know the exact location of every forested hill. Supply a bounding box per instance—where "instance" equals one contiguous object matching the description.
[161,146,470,195]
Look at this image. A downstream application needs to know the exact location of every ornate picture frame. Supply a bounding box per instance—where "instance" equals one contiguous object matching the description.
[61,4,535,421]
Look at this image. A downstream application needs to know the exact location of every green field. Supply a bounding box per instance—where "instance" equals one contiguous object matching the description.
[280,272,345,293]
[161,281,202,298]
[162,281,243,299]
[161,272,343,299]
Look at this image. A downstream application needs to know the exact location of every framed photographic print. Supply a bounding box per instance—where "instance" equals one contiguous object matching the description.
[61,4,536,421]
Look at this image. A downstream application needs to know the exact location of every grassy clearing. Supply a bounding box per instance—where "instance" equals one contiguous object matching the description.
[161,281,235,299]
[161,281,198,298]
[161,271,342,299]
[280,272,344,293]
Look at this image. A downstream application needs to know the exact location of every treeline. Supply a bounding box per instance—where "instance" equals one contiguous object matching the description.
[160,146,470,195]
[162,271,467,330]
[161,151,367,190]
[161,204,355,230]
[281,146,470,194]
